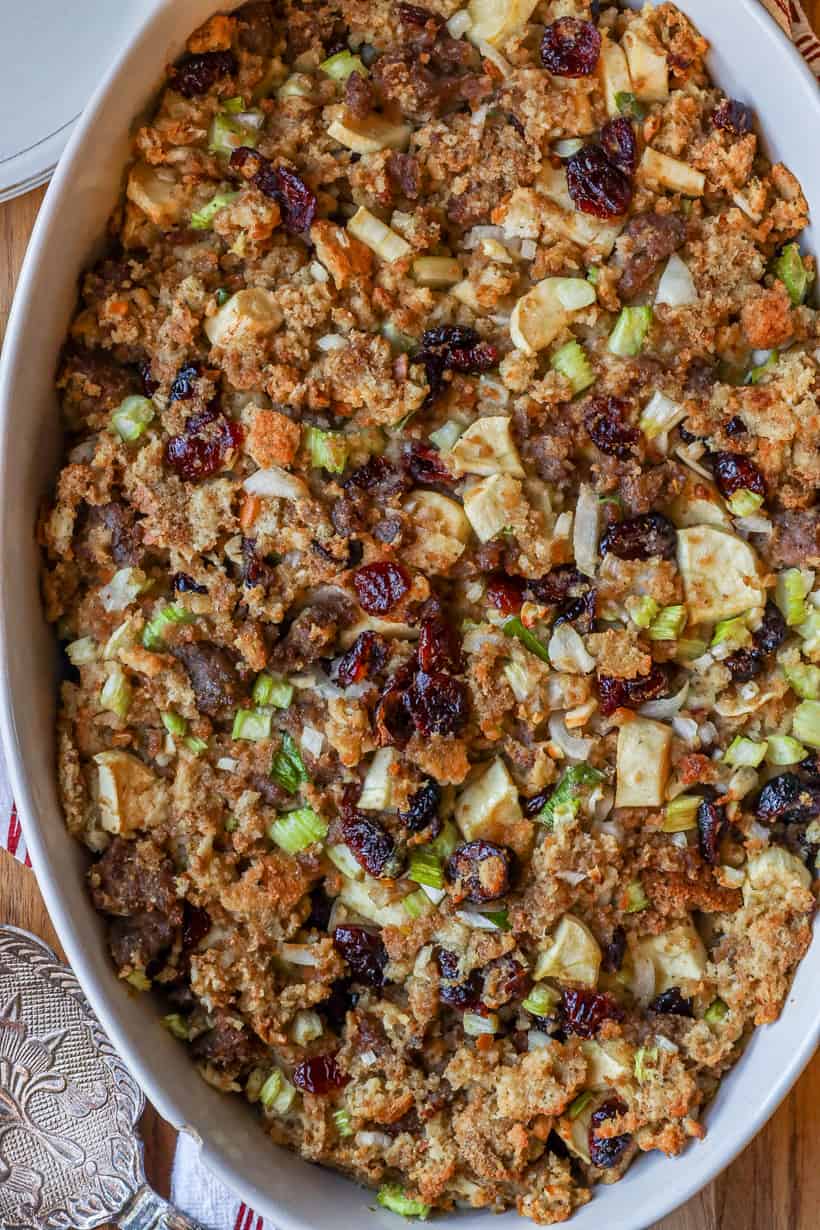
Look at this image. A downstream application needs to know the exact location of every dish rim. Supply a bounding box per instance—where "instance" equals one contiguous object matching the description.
[1,2,819,1227]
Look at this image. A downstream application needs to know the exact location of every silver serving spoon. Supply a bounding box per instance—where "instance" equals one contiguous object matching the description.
[0,925,205,1230]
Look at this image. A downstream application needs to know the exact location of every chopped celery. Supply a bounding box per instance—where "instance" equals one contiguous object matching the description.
[162,1013,190,1040]
[793,699,820,748]
[112,395,155,442]
[727,489,764,517]
[320,49,367,80]
[776,568,811,627]
[522,983,560,1017]
[784,661,820,701]
[537,764,604,829]
[615,90,646,120]
[408,847,444,890]
[608,305,652,357]
[503,616,550,663]
[723,735,767,768]
[253,672,293,709]
[269,806,327,854]
[304,426,348,474]
[126,970,151,991]
[269,1073,297,1115]
[101,566,149,613]
[142,603,197,651]
[639,391,685,440]
[569,1090,593,1119]
[327,842,364,880]
[586,266,600,285]
[216,288,231,307]
[775,242,811,306]
[232,708,272,742]
[648,604,687,641]
[333,1107,354,1137]
[463,1010,498,1036]
[745,350,779,385]
[662,795,699,832]
[711,614,752,649]
[161,711,187,737]
[377,1186,431,1220]
[481,908,511,931]
[185,736,208,756]
[208,109,263,157]
[624,879,650,913]
[259,1069,286,1110]
[674,638,709,660]
[100,666,132,719]
[428,421,463,453]
[403,889,433,919]
[550,340,595,395]
[627,595,659,629]
[66,636,97,666]
[704,998,728,1024]
[270,732,309,792]
[223,96,246,114]
[797,608,820,654]
[430,819,460,860]
[634,1045,658,1084]
[191,190,239,230]
[765,734,807,766]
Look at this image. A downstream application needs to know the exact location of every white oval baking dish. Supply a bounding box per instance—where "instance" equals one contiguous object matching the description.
[0,3,817,1227]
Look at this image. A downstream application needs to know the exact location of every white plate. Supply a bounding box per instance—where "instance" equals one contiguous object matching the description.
[0,3,818,1229]
[0,0,147,203]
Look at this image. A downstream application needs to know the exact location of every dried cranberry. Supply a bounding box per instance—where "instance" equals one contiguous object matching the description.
[342,813,397,878]
[650,986,693,1017]
[597,663,672,717]
[524,787,553,818]
[602,926,626,974]
[560,989,624,1038]
[589,1097,631,1169]
[567,145,633,219]
[398,779,442,833]
[171,51,237,98]
[446,841,513,903]
[334,631,388,687]
[725,415,748,437]
[344,455,402,493]
[697,796,726,865]
[353,561,411,615]
[600,117,638,176]
[712,451,766,499]
[800,753,820,783]
[555,587,597,635]
[398,3,442,28]
[713,98,754,135]
[483,954,530,1007]
[404,441,455,486]
[724,647,764,682]
[417,615,463,674]
[585,396,639,459]
[140,360,159,397]
[292,1053,349,1094]
[374,683,415,747]
[408,671,469,736]
[422,325,481,351]
[600,510,677,561]
[755,773,820,825]
[436,947,461,980]
[486,573,525,615]
[446,341,498,374]
[529,565,587,606]
[333,924,389,987]
[320,979,357,1030]
[229,148,316,233]
[170,363,201,401]
[418,325,498,377]
[165,408,243,482]
[306,886,333,932]
[540,17,601,76]
[182,903,211,950]
[173,572,207,594]
[754,602,787,656]
[437,951,483,1011]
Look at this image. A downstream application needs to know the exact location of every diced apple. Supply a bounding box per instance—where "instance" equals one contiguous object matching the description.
[412,257,462,288]
[462,474,523,542]
[450,416,524,477]
[359,748,398,810]
[634,920,707,995]
[599,37,632,117]
[615,717,672,808]
[339,876,410,928]
[622,29,669,101]
[467,0,539,47]
[327,114,411,154]
[639,148,705,197]
[339,615,419,649]
[403,490,471,573]
[510,277,595,355]
[454,758,532,856]
[347,207,411,262]
[94,750,167,835]
[533,914,601,987]
[744,847,812,904]
[666,477,731,530]
[205,288,282,347]
[581,1039,633,1089]
[677,526,765,623]
[127,164,185,230]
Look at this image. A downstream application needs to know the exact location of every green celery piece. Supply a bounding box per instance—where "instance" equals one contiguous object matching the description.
[745,350,779,385]
[765,734,807,765]
[320,49,367,80]
[774,242,811,305]
[522,983,560,1016]
[191,190,239,230]
[231,708,272,742]
[537,764,604,828]
[112,395,155,442]
[269,806,327,854]
[408,847,444,890]
[784,661,820,701]
[624,879,650,913]
[142,603,196,651]
[550,340,595,395]
[793,699,820,748]
[615,90,646,120]
[503,616,550,663]
[161,711,187,737]
[608,305,652,357]
[377,1185,431,1220]
[270,732,309,793]
[304,426,348,474]
[704,998,728,1024]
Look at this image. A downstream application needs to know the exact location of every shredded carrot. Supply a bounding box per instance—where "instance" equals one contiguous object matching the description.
[108,300,130,316]
[240,493,261,530]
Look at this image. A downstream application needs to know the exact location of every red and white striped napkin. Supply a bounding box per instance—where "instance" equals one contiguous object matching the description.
[0,4,818,1226]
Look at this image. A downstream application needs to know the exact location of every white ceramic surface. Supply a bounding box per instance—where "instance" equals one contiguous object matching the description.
[0,4,818,1228]
[0,0,146,204]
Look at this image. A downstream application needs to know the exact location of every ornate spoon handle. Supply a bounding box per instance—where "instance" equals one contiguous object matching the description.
[118,1184,208,1230]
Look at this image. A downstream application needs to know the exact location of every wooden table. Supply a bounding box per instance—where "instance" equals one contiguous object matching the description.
[2,15,819,1220]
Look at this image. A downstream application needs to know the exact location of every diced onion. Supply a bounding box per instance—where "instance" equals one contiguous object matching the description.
[555,869,587,886]
[216,756,238,772]
[527,1030,552,1050]
[456,909,503,931]
[639,682,689,719]
[278,943,320,966]
[356,1131,393,1149]
[548,624,596,675]
[300,724,324,756]
[447,9,472,37]
[655,253,698,307]
[655,1035,679,1054]
[476,39,512,77]
[735,514,773,536]
[672,715,698,742]
[631,952,656,1004]
[317,333,348,351]
[549,713,594,759]
[553,138,584,159]
[573,483,599,578]
[243,466,309,500]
